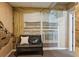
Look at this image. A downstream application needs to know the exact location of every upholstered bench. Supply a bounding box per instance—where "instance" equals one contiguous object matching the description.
[16,35,43,56]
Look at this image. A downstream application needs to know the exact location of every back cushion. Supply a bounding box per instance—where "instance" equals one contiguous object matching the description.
[20,36,29,44]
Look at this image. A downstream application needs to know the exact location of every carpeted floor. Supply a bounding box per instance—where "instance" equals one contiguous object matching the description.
[9,50,75,57]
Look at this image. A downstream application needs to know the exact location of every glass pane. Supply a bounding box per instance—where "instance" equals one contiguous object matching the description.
[24,22,40,26]
[44,31,58,41]
[43,43,58,47]
[24,26,40,29]
[43,22,58,26]
[42,10,58,42]
[24,22,41,35]
[24,29,41,35]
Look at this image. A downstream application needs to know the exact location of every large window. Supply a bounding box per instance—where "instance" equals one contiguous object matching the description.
[23,10,67,48]
[24,12,41,35]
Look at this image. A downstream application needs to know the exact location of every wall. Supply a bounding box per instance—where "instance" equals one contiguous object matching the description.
[0,3,13,33]
[75,4,79,47]
[0,2,13,56]
[0,38,13,57]
[75,4,79,56]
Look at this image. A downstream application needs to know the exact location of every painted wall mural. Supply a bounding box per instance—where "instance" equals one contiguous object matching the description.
[0,21,11,49]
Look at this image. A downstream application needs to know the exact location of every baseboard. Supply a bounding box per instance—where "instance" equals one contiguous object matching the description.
[43,47,67,50]
[6,49,16,57]
[6,50,13,57]
[12,49,16,52]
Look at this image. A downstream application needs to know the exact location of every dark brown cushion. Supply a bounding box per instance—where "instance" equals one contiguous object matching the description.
[17,44,42,47]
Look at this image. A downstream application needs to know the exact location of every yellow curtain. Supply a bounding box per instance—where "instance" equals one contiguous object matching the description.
[13,10,24,37]
[13,7,47,38]
[13,7,42,37]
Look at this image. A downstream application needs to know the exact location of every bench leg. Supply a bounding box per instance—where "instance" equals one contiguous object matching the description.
[15,52,18,57]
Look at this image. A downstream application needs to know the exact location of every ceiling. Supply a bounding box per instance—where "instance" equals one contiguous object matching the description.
[9,2,53,8]
[9,2,76,9]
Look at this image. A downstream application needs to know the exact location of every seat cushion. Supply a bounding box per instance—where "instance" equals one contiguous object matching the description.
[17,44,42,47]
